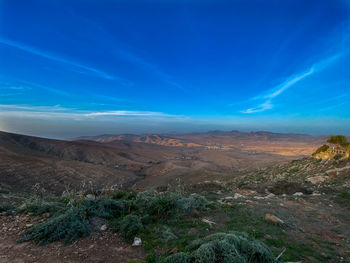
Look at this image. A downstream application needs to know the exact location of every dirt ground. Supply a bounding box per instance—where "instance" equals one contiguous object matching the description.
[0,214,146,263]
[236,192,350,262]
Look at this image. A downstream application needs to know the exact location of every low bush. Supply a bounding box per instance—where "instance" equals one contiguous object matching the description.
[135,192,175,217]
[18,207,90,245]
[23,200,66,216]
[327,135,349,147]
[83,198,124,218]
[336,190,350,205]
[112,190,137,201]
[162,232,276,263]
[135,191,210,217]
[0,205,16,214]
[156,225,178,242]
[175,193,209,213]
[119,214,143,242]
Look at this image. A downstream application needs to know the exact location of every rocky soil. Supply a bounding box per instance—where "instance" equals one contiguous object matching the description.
[0,213,145,263]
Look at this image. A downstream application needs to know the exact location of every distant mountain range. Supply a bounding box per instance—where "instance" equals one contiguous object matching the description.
[75,130,326,149]
[0,130,329,194]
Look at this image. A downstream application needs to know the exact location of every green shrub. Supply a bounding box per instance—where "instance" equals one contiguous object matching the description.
[112,190,137,201]
[135,192,209,217]
[336,190,350,205]
[313,144,329,155]
[156,225,178,242]
[135,192,175,217]
[175,193,209,213]
[162,252,191,263]
[18,207,90,245]
[23,200,66,216]
[83,198,123,218]
[162,232,276,263]
[0,205,16,214]
[327,135,349,147]
[119,214,143,242]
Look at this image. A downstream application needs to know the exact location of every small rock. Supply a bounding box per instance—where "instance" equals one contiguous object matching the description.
[25,224,33,228]
[265,193,275,199]
[86,194,96,200]
[100,224,107,231]
[293,192,303,196]
[234,193,245,199]
[265,214,284,224]
[132,237,142,246]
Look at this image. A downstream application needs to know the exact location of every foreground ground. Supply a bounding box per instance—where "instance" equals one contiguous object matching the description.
[0,214,146,263]
[1,186,350,262]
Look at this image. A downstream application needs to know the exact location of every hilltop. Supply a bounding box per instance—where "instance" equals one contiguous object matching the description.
[313,135,350,161]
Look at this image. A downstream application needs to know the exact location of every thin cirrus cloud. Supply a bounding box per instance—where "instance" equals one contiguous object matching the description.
[0,104,183,120]
[84,110,180,118]
[241,53,344,114]
[0,38,115,80]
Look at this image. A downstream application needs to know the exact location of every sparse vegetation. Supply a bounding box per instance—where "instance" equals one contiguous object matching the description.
[313,144,329,155]
[161,232,275,263]
[327,135,350,147]
[22,200,65,216]
[14,190,287,262]
[335,189,350,205]
[18,207,90,245]
[118,214,144,242]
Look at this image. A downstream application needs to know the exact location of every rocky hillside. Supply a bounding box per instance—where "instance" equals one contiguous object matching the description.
[313,135,350,161]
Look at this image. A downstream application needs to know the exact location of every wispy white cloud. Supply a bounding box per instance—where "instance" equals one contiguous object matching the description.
[241,100,273,114]
[84,110,177,118]
[0,38,115,80]
[241,53,343,114]
[0,104,183,120]
[0,104,72,112]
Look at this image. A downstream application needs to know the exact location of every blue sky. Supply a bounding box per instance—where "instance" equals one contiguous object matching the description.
[0,0,350,138]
